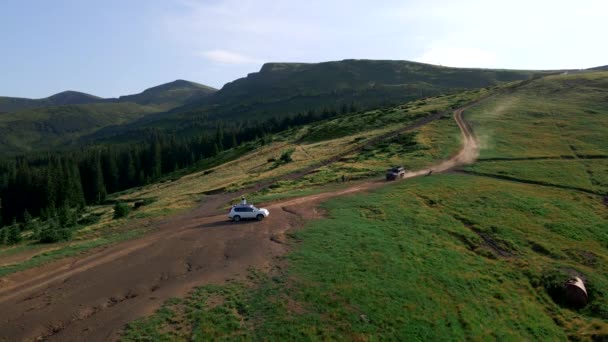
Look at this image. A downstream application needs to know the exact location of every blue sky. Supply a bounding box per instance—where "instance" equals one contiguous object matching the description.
[1,0,606,98]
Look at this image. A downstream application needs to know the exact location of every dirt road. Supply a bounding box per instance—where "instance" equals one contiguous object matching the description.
[0,108,479,341]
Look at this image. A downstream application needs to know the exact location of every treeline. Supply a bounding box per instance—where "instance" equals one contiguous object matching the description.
[0,105,357,229]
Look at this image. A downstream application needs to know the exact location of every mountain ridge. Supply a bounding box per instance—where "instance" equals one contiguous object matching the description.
[0,79,217,113]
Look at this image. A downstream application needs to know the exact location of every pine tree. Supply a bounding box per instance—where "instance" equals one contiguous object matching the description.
[102,151,119,193]
[23,209,32,231]
[59,204,76,227]
[66,160,86,208]
[121,152,136,188]
[215,124,224,152]
[45,160,58,208]
[32,224,41,241]
[7,225,21,245]
[0,228,6,244]
[151,136,162,180]
[231,132,238,149]
[93,153,107,203]
[341,103,349,114]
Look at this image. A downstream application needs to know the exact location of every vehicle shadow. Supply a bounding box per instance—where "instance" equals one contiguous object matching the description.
[193,219,260,230]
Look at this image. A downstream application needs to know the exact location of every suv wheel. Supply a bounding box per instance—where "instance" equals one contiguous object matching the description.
[256,214,264,221]
[233,215,241,222]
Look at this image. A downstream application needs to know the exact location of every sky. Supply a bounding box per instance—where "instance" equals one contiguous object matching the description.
[1,0,606,98]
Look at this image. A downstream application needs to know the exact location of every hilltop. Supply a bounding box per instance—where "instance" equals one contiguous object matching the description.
[116,79,217,106]
[88,59,549,142]
[0,90,102,113]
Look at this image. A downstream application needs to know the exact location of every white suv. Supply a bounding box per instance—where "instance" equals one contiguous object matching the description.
[228,204,270,222]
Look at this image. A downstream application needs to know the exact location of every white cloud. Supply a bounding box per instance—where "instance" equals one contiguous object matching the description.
[200,49,262,65]
[416,46,498,68]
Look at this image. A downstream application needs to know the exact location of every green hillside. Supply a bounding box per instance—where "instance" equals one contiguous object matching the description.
[0,91,102,113]
[0,102,165,153]
[90,59,550,142]
[117,71,608,340]
[205,59,547,118]
[0,80,217,154]
[117,79,216,106]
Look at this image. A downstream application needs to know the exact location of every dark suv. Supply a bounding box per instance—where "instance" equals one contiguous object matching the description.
[386,166,406,181]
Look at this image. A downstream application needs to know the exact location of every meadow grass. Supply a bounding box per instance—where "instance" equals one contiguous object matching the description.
[465,71,608,195]
[123,174,608,340]
[122,72,608,340]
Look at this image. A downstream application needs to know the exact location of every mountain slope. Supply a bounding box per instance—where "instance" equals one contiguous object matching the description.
[0,91,102,113]
[0,80,217,154]
[117,60,551,137]
[117,80,216,106]
[0,102,164,154]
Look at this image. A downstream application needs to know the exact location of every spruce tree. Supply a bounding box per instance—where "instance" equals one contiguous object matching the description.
[67,161,86,208]
[93,153,107,203]
[151,137,162,180]
[102,151,119,193]
[7,225,21,245]
[23,209,32,231]
[231,133,238,149]
[215,124,224,151]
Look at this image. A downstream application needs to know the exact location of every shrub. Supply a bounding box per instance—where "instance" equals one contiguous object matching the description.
[134,198,156,210]
[279,149,295,163]
[39,227,60,243]
[77,213,102,226]
[113,202,131,219]
[38,220,71,243]
[7,225,22,245]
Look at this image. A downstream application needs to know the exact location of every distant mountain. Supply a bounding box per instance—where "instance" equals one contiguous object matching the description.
[0,80,217,113]
[588,65,608,71]
[0,103,163,154]
[199,59,543,120]
[0,80,217,154]
[0,91,102,113]
[117,80,217,106]
[46,91,102,105]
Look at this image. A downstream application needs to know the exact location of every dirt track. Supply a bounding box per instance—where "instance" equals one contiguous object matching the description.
[0,108,479,342]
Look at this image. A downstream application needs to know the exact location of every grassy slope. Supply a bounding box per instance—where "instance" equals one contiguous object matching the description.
[124,175,608,340]
[465,71,608,194]
[117,89,487,212]
[123,72,608,340]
